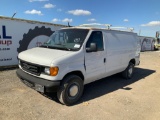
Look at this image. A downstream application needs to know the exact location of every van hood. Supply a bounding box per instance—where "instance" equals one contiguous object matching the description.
[18,47,73,66]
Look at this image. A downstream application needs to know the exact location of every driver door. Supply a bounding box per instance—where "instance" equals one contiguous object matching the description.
[84,31,106,84]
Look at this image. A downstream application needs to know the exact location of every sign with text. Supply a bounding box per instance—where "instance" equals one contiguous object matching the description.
[0,17,65,67]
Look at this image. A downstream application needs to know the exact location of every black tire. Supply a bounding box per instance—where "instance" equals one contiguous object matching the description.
[141,40,146,52]
[154,45,159,51]
[122,62,134,79]
[57,75,84,106]
[151,41,155,51]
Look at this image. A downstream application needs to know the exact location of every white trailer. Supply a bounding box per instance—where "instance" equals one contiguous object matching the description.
[138,36,156,51]
[0,16,66,67]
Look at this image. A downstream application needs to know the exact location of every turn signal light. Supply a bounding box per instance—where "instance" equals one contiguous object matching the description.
[50,67,59,76]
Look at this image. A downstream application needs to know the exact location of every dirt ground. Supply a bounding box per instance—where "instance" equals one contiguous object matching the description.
[0,51,160,120]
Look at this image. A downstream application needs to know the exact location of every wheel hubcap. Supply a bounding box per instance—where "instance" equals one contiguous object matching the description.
[69,84,79,97]
[128,67,133,75]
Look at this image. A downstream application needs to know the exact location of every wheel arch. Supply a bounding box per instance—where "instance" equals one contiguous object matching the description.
[129,59,135,65]
[62,71,84,82]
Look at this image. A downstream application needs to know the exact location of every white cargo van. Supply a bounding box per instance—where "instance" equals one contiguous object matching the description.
[16,24,140,105]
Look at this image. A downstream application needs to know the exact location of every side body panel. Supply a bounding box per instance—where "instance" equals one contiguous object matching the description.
[103,30,139,77]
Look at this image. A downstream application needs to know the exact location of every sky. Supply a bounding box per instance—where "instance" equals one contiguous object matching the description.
[0,0,160,37]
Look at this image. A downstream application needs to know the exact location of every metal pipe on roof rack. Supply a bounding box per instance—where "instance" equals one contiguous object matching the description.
[78,23,112,29]
[110,26,134,32]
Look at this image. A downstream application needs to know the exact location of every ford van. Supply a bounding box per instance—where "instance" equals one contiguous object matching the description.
[16,25,140,105]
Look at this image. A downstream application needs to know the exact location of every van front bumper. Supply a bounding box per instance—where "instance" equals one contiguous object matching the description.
[16,69,60,93]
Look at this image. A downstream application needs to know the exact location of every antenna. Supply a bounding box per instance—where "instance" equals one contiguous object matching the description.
[12,12,17,18]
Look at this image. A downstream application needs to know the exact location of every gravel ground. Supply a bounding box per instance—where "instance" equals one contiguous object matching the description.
[0,51,160,120]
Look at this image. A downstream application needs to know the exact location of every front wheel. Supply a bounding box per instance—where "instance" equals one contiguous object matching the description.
[122,62,134,79]
[57,75,84,106]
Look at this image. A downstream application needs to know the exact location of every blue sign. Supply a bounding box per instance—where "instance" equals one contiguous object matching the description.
[0,26,12,39]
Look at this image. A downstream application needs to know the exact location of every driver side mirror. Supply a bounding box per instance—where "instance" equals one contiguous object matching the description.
[86,43,97,52]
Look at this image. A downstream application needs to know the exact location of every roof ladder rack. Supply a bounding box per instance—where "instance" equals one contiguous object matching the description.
[78,23,134,32]
[78,23,112,29]
[110,27,134,32]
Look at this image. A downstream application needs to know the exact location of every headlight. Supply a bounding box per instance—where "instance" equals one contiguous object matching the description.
[44,67,59,76]
[44,67,50,75]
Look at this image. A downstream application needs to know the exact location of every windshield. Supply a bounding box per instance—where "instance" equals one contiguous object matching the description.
[41,29,89,51]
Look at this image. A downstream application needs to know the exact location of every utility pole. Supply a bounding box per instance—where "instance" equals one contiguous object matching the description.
[139,29,141,36]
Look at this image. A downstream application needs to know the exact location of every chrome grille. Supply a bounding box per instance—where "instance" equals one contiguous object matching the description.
[20,60,41,76]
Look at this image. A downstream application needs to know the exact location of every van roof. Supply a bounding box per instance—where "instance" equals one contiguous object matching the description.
[62,23,135,33]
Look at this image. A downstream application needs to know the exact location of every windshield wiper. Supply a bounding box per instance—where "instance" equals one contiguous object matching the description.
[40,45,48,48]
[40,45,77,51]
[57,47,71,51]
[45,46,71,51]
[39,45,59,49]
[54,44,71,51]
[40,42,50,48]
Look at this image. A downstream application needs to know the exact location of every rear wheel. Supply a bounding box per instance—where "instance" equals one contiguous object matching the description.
[57,75,84,106]
[122,62,134,79]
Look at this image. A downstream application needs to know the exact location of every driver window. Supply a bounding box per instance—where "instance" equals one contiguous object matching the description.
[86,31,104,51]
